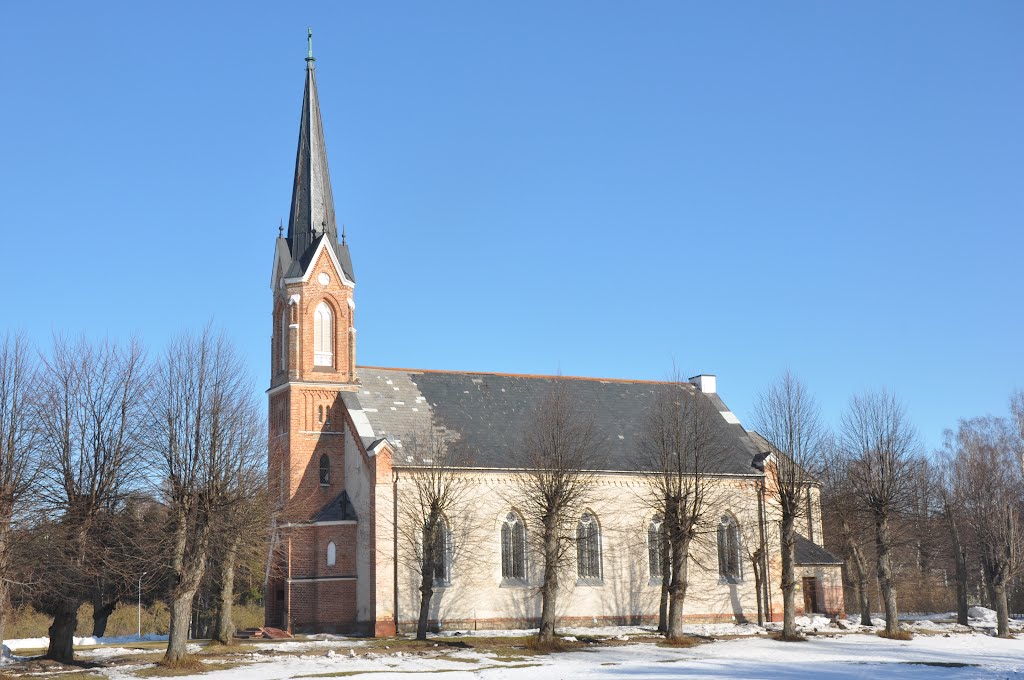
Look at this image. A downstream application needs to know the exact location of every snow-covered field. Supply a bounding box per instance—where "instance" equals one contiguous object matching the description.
[1,612,1022,679]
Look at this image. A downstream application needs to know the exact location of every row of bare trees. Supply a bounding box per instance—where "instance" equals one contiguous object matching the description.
[935,407,1024,637]
[0,330,267,664]
[818,388,1024,639]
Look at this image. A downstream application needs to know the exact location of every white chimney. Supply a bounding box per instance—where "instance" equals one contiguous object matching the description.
[689,374,717,394]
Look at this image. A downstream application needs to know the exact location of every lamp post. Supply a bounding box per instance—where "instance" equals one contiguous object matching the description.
[138,572,147,640]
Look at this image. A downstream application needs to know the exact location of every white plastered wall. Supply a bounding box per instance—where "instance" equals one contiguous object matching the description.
[343,424,375,623]
[388,471,766,629]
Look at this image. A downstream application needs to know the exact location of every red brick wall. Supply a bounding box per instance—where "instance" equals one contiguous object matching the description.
[266,524,362,632]
[268,242,367,632]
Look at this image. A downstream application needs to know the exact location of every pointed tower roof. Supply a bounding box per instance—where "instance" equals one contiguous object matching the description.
[285,29,355,282]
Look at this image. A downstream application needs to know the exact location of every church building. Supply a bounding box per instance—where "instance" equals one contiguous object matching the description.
[265,37,844,636]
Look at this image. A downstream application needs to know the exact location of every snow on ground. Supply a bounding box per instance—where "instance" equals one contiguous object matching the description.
[3,632,167,652]
[5,618,1024,678]
[67,632,1024,679]
[245,636,369,652]
[76,646,162,659]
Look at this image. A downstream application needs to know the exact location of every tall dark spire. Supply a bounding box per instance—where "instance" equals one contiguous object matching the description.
[285,29,353,281]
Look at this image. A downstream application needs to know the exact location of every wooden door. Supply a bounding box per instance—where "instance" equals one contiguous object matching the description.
[802,577,819,614]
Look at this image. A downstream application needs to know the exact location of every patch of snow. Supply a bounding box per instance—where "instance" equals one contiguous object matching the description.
[250,636,367,652]
[4,633,166,652]
[969,606,997,622]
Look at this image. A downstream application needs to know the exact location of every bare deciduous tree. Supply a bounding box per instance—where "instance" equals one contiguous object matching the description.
[209,477,267,644]
[149,328,263,663]
[35,336,149,663]
[0,333,39,649]
[820,436,873,626]
[934,435,969,627]
[513,380,603,646]
[637,377,728,641]
[1011,391,1024,474]
[393,427,474,641]
[840,389,917,638]
[950,416,1024,638]
[753,371,824,640]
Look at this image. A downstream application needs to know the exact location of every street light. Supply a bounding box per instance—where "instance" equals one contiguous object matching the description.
[138,572,148,640]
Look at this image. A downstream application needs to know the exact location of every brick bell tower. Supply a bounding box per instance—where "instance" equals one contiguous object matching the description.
[266,30,362,633]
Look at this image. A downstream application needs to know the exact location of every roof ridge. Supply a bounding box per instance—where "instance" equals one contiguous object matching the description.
[356,365,690,386]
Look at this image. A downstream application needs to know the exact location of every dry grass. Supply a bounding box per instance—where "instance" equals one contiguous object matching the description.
[367,635,543,657]
[198,642,249,655]
[657,635,705,648]
[771,632,808,642]
[0,603,264,640]
[132,656,207,677]
[877,629,913,641]
[523,636,566,653]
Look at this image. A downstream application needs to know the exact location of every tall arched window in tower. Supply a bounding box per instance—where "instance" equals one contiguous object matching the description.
[501,512,526,581]
[279,308,287,372]
[717,515,742,582]
[648,514,665,580]
[319,454,330,486]
[576,512,602,581]
[326,541,336,566]
[313,301,333,366]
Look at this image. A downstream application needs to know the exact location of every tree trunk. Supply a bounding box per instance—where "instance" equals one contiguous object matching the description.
[166,588,198,663]
[948,520,969,627]
[874,514,899,636]
[666,534,690,641]
[537,518,559,644]
[658,527,670,632]
[780,514,798,639]
[752,551,764,627]
[46,600,80,663]
[848,541,872,626]
[91,594,117,638]
[212,539,240,644]
[993,581,1010,638]
[415,573,434,641]
[0,579,8,649]
[164,519,209,664]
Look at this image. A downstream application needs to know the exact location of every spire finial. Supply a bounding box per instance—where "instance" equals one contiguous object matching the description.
[306,28,315,66]
[342,224,347,246]
[278,220,283,237]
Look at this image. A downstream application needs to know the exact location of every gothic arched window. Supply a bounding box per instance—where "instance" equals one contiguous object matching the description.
[717,515,742,582]
[326,541,336,566]
[424,516,451,586]
[313,301,333,366]
[576,512,602,581]
[501,512,526,581]
[319,454,330,486]
[648,514,665,580]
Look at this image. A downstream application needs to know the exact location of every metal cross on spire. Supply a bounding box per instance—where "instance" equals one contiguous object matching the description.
[306,27,315,65]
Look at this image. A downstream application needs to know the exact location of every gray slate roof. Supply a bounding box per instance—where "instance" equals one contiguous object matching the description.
[283,53,354,282]
[795,534,843,565]
[313,490,358,522]
[343,367,764,475]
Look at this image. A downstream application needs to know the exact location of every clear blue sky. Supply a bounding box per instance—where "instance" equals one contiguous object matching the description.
[1,1,1021,452]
